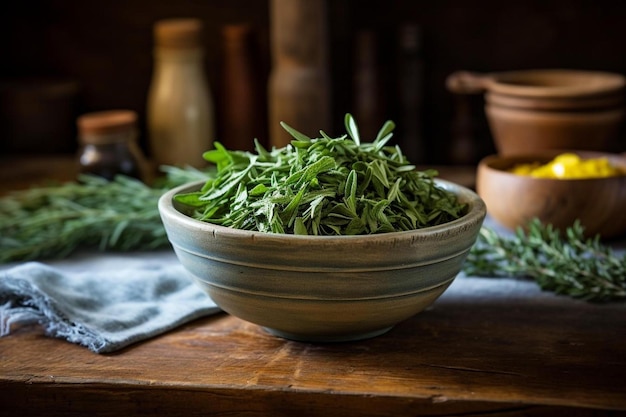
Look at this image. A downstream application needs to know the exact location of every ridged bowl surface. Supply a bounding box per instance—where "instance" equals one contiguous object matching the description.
[159,180,486,342]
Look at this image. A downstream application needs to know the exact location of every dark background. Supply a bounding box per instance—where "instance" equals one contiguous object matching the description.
[1,0,625,164]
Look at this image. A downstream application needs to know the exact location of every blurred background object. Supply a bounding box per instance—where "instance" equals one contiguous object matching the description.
[217,24,268,152]
[76,109,146,181]
[447,69,626,156]
[268,0,331,147]
[146,18,215,169]
[1,0,625,165]
[0,77,79,154]
[352,29,386,143]
[395,23,425,164]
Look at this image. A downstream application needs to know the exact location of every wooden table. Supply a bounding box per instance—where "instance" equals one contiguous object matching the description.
[2,286,626,417]
[1,155,625,416]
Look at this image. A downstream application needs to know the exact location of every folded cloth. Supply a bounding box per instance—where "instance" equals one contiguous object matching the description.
[0,258,220,353]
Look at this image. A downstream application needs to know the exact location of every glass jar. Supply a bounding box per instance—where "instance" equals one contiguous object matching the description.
[76,110,145,181]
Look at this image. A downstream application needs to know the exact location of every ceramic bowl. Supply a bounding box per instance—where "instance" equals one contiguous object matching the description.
[159,180,486,342]
[447,69,626,155]
[476,151,626,239]
[484,101,624,156]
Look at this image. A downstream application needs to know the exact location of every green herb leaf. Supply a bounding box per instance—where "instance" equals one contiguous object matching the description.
[279,121,311,142]
[175,114,467,236]
[463,219,626,302]
[344,113,361,146]
[0,167,209,264]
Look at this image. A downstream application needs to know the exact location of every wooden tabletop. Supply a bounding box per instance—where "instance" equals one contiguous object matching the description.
[2,288,625,417]
[1,155,625,416]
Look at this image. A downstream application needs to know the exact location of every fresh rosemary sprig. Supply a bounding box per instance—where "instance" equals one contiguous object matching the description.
[0,168,206,264]
[175,114,467,235]
[463,219,626,302]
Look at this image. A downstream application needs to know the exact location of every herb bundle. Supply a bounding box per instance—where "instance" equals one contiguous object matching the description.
[175,114,467,235]
[463,219,626,302]
[0,168,207,264]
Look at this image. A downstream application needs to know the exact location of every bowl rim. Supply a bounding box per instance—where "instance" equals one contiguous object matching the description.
[158,178,487,242]
[487,69,626,98]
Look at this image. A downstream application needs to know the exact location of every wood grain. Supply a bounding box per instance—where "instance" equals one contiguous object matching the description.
[2,291,625,416]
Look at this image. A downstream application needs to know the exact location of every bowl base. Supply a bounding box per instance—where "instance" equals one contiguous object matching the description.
[262,326,394,343]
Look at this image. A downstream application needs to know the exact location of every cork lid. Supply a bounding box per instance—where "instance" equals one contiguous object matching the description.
[77,110,137,144]
[154,18,203,49]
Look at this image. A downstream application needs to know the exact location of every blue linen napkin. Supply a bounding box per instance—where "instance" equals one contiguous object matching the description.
[0,252,220,353]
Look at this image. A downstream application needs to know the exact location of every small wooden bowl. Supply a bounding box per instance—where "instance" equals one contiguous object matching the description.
[476,151,626,239]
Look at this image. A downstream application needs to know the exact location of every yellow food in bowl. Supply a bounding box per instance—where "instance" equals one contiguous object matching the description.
[510,153,625,179]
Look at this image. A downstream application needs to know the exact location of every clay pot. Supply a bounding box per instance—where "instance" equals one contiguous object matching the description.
[447,69,626,155]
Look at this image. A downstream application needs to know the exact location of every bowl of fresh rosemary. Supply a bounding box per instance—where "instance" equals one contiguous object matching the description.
[158,115,486,342]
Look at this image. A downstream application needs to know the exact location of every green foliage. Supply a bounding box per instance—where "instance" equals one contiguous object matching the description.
[175,114,467,235]
[464,219,626,302]
[0,168,205,264]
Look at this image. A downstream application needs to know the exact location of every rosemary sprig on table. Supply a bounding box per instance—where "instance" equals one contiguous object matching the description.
[463,218,626,302]
[0,168,205,264]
